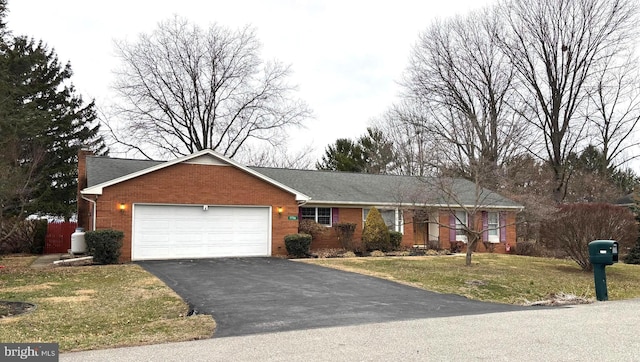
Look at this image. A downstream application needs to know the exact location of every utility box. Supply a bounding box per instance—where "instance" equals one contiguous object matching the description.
[588,240,619,301]
[588,240,618,265]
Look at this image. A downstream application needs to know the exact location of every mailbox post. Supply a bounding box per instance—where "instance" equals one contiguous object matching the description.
[588,240,619,301]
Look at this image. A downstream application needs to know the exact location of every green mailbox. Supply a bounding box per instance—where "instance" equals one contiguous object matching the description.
[588,240,619,301]
[588,240,618,265]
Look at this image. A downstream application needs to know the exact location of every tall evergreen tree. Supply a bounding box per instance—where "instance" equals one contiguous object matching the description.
[358,128,396,174]
[316,138,365,172]
[316,127,395,173]
[0,5,105,219]
[0,0,7,35]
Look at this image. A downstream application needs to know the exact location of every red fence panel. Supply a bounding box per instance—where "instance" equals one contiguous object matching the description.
[44,222,78,254]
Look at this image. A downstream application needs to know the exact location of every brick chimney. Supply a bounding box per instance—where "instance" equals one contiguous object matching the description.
[77,147,93,230]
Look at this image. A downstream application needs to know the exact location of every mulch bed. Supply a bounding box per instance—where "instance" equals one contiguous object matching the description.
[0,301,36,318]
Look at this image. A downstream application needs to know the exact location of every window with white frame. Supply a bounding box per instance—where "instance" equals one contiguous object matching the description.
[363,208,403,233]
[455,210,467,242]
[301,207,332,226]
[487,212,499,243]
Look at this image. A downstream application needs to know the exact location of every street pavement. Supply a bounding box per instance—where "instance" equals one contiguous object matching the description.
[61,298,640,361]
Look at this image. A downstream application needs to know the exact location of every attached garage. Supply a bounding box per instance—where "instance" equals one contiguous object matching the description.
[132,204,271,261]
[78,149,307,262]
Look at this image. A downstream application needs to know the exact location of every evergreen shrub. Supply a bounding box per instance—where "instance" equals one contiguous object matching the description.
[362,207,391,252]
[85,229,124,264]
[284,233,312,257]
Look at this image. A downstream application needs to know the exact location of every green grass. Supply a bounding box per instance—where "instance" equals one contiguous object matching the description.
[300,254,640,304]
[0,255,215,352]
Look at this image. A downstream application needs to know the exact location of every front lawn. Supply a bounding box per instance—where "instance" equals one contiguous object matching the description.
[300,254,640,304]
[0,255,215,352]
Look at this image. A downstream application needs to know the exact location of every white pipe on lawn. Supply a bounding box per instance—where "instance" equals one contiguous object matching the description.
[53,256,93,265]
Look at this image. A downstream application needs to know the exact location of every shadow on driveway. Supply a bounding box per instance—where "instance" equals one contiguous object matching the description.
[138,258,528,338]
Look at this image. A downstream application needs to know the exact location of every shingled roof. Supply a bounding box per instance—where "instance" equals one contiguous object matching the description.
[83,156,522,209]
[86,156,163,187]
[252,167,522,209]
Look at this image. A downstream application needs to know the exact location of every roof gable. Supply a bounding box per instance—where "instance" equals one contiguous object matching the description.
[81,149,310,201]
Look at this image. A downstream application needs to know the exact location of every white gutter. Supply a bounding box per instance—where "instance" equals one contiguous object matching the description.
[81,195,97,231]
[303,200,524,210]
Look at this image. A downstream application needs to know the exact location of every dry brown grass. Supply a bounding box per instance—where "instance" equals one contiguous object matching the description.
[0,256,216,352]
[300,254,640,304]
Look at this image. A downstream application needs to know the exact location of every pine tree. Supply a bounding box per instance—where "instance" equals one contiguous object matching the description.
[316,127,395,173]
[625,238,640,264]
[0,7,105,219]
[316,138,366,172]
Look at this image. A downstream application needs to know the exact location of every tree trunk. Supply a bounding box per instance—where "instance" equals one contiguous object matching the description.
[465,237,477,266]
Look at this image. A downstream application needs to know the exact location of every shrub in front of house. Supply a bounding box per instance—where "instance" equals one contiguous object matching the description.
[449,241,463,253]
[362,207,391,252]
[312,248,345,258]
[298,219,327,241]
[85,229,124,264]
[333,222,357,251]
[369,250,386,257]
[539,203,637,271]
[284,233,312,257]
[514,240,543,257]
[389,231,403,250]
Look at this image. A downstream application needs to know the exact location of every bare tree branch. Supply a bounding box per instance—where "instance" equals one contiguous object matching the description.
[400,8,527,185]
[586,52,640,168]
[498,0,639,201]
[109,16,311,159]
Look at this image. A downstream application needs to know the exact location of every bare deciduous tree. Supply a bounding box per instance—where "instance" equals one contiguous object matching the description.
[402,8,525,184]
[373,101,436,177]
[498,0,639,201]
[240,144,315,169]
[415,171,520,266]
[586,53,640,168]
[109,16,311,159]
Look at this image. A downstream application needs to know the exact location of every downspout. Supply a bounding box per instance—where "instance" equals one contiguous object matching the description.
[81,195,97,231]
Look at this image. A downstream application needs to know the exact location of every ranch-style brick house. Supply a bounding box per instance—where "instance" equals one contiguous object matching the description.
[77,149,523,261]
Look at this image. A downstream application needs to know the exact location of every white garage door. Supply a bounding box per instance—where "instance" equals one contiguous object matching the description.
[132,204,271,260]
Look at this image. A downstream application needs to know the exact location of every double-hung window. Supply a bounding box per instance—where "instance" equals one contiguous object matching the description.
[455,210,467,242]
[300,207,332,226]
[487,212,499,243]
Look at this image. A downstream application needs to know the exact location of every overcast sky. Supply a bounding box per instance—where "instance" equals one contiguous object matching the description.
[6,0,495,162]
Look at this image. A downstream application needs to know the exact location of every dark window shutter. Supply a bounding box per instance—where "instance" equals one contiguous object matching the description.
[332,208,339,224]
[499,212,507,243]
[482,211,488,241]
[449,213,456,241]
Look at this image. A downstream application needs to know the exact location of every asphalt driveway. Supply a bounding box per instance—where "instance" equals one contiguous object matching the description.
[138,258,527,338]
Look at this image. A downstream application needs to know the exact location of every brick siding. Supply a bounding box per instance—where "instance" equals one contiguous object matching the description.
[82,162,299,261]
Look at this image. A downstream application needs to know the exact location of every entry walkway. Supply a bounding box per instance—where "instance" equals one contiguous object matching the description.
[30,254,63,269]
